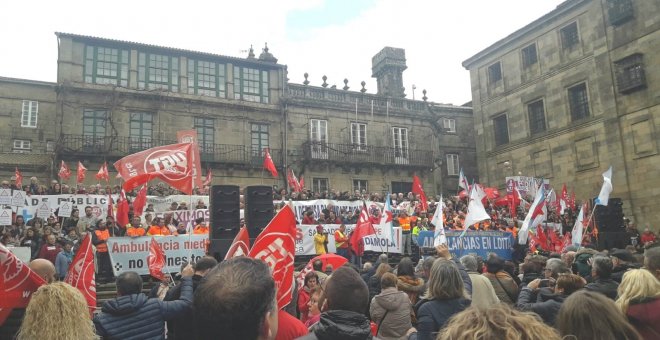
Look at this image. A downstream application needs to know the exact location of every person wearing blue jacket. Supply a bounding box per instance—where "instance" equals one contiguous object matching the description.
[54,240,74,280]
[93,264,194,340]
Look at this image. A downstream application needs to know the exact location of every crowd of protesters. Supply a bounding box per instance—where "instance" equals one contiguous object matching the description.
[2,178,660,339]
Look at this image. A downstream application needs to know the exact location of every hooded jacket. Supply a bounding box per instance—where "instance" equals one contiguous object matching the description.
[93,276,193,340]
[626,297,660,340]
[370,287,412,339]
[296,310,380,340]
[516,287,566,325]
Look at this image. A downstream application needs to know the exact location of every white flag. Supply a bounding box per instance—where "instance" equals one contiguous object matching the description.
[519,186,546,244]
[463,186,490,231]
[595,166,613,206]
[432,196,446,246]
[572,204,586,246]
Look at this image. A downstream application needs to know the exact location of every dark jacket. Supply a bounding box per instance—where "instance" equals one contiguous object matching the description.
[368,274,383,303]
[164,274,204,340]
[585,278,619,300]
[626,297,660,340]
[611,263,639,283]
[93,276,193,340]
[0,308,25,340]
[516,287,566,325]
[410,298,471,340]
[296,310,380,340]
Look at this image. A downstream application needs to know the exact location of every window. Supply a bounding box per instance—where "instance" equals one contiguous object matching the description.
[391,181,412,195]
[138,52,179,91]
[607,0,634,26]
[615,54,646,93]
[82,109,107,146]
[233,66,269,103]
[13,140,31,152]
[194,117,215,154]
[353,180,368,192]
[129,112,153,151]
[46,141,55,152]
[568,83,590,121]
[21,100,38,128]
[522,43,538,68]
[251,123,269,157]
[392,127,409,162]
[527,100,547,135]
[310,119,328,159]
[350,123,367,150]
[312,178,328,193]
[560,22,580,50]
[446,154,459,176]
[443,118,456,133]
[187,59,226,97]
[84,46,129,86]
[493,114,509,146]
[488,62,502,84]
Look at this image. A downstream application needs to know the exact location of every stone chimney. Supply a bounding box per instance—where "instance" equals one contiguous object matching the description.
[371,47,407,97]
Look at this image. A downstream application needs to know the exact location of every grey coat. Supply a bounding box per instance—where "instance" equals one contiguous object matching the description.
[370,287,412,340]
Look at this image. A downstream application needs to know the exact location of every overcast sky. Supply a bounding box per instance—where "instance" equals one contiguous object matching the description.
[1,0,565,106]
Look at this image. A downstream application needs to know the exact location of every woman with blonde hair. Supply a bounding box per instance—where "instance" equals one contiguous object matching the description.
[616,269,660,339]
[439,303,561,340]
[17,282,96,340]
[557,290,641,340]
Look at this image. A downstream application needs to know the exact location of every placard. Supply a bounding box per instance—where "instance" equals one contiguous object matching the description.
[11,190,26,207]
[35,201,51,219]
[0,189,12,205]
[0,208,13,225]
[58,202,73,218]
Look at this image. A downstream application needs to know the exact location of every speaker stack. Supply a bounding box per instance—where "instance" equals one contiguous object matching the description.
[592,198,626,250]
[244,185,274,236]
[208,185,241,260]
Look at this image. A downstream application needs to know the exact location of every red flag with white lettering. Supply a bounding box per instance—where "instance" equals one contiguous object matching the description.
[286,168,301,192]
[113,143,193,194]
[58,160,71,180]
[96,162,110,182]
[412,175,428,211]
[148,237,166,281]
[248,205,296,309]
[133,185,148,216]
[176,130,203,189]
[115,190,130,228]
[0,244,47,324]
[64,234,96,316]
[350,202,377,256]
[263,148,278,178]
[224,226,251,260]
[202,168,213,186]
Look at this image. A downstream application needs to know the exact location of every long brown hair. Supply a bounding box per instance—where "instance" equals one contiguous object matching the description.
[557,290,641,340]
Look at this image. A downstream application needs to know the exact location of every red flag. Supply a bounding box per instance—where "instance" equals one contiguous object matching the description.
[113,143,193,194]
[96,162,110,182]
[58,160,71,180]
[14,168,23,188]
[148,237,166,281]
[133,185,148,216]
[412,175,428,211]
[569,191,576,210]
[64,234,96,316]
[263,148,278,177]
[248,205,296,309]
[0,244,47,324]
[77,161,87,184]
[561,232,572,252]
[176,130,203,189]
[202,168,212,186]
[561,184,568,202]
[350,202,377,256]
[548,230,562,252]
[224,226,251,260]
[299,176,304,190]
[115,191,130,228]
[528,233,538,253]
[536,226,548,251]
[286,168,301,192]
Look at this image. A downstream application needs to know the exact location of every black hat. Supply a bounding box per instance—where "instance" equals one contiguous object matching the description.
[611,249,634,263]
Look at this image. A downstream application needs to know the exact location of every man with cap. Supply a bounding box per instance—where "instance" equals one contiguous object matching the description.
[610,249,639,283]
[314,225,328,255]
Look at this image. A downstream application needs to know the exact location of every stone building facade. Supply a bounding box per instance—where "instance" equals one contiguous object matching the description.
[462,0,659,227]
[0,33,476,197]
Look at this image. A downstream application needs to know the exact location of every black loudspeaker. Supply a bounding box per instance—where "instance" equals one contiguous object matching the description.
[593,198,624,232]
[597,232,628,250]
[209,185,241,239]
[245,185,274,235]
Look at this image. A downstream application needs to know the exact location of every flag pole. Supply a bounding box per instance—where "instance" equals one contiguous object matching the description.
[581,203,598,244]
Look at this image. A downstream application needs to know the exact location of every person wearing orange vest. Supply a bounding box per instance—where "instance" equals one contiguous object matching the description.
[147,218,172,236]
[92,220,113,283]
[192,218,209,235]
[398,211,412,256]
[125,217,147,237]
[334,224,349,260]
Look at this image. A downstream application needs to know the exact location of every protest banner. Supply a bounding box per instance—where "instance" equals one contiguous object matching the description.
[0,209,12,225]
[505,176,550,197]
[58,202,73,218]
[141,209,211,226]
[107,235,208,276]
[417,230,514,260]
[14,195,112,222]
[145,195,209,212]
[0,189,11,205]
[35,202,51,219]
[296,224,401,255]
[11,191,26,207]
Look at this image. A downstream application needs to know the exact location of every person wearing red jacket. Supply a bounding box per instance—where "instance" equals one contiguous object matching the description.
[37,234,61,265]
[640,227,657,246]
[297,272,319,323]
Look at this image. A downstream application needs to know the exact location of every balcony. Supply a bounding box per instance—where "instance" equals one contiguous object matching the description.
[302,141,433,168]
[58,134,283,168]
[287,84,429,112]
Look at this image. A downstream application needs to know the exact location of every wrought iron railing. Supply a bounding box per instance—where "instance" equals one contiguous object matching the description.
[302,141,433,167]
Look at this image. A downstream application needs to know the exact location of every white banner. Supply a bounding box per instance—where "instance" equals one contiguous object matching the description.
[7,246,31,263]
[15,194,112,221]
[282,199,410,222]
[107,235,208,276]
[506,176,550,197]
[296,224,401,255]
[141,209,211,225]
[145,195,209,212]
